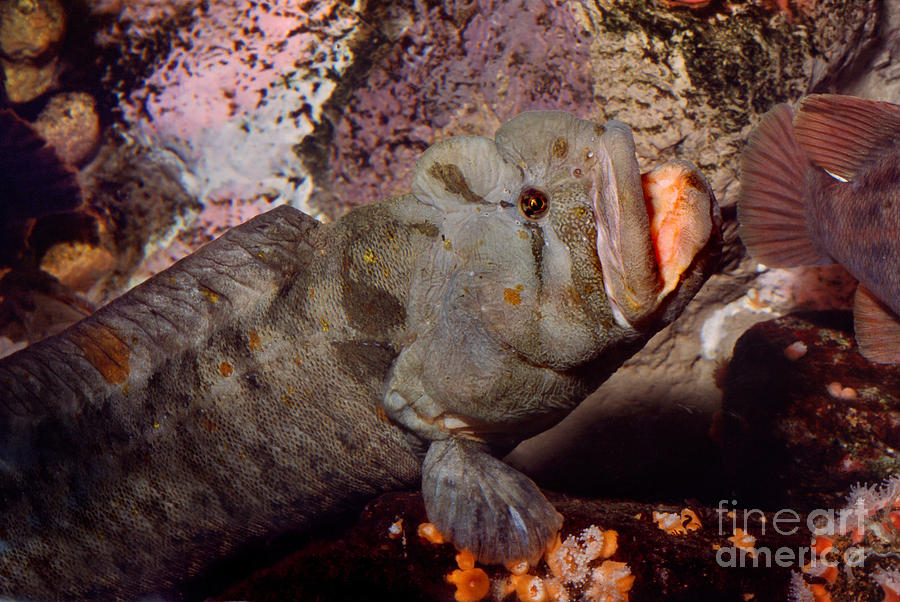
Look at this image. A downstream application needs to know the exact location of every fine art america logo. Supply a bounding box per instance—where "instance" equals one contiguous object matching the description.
[713,476,900,600]
[714,498,884,569]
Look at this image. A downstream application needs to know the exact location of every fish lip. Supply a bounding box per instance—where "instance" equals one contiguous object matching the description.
[592,124,717,330]
[592,122,662,329]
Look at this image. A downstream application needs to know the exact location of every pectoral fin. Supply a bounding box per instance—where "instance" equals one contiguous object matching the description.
[737,103,832,268]
[421,437,562,565]
[854,285,900,364]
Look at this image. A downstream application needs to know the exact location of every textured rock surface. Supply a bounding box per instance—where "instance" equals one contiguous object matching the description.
[32,91,100,165]
[216,491,805,602]
[720,312,900,511]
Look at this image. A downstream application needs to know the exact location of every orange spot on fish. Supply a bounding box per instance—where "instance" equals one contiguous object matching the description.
[219,361,233,377]
[70,322,130,384]
[503,285,524,306]
[247,329,261,350]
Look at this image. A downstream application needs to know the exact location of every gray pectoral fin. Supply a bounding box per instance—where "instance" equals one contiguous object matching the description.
[422,438,562,565]
[854,285,900,364]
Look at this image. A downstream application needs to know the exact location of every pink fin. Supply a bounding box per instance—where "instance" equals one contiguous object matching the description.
[854,285,900,364]
[738,104,832,267]
[794,94,900,182]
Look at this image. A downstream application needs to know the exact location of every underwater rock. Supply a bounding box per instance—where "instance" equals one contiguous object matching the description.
[216,491,804,602]
[306,0,595,219]
[32,91,101,165]
[76,127,201,298]
[0,0,67,103]
[95,0,358,213]
[581,0,879,208]
[0,126,200,354]
[719,311,900,511]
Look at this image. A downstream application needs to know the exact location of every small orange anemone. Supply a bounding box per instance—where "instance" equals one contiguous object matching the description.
[446,568,490,602]
[513,574,549,602]
[417,522,445,544]
[812,536,833,556]
[456,549,477,570]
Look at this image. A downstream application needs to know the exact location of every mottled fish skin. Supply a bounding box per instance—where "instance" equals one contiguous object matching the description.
[0,111,720,599]
[738,95,900,362]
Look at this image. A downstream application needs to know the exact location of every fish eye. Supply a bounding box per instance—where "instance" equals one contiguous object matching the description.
[517,187,549,220]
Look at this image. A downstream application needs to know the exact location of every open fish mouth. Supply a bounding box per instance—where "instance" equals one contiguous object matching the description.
[592,122,715,328]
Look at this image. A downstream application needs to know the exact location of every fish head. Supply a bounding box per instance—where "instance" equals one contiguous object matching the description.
[407,111,721,438]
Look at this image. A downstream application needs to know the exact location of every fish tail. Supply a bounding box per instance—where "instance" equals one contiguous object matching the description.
[854,285,900,364]
[737,103,831,267]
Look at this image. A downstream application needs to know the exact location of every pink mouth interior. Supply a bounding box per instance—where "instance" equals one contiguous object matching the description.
[641,165,712,298]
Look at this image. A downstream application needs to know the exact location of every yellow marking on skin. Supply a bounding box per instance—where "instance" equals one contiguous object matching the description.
[70,322,131,385]
[517,230,528,239]
[363,249,377,264]
[219,361,233,377]
[320,318,330,332]
[152,422,160,429]
[200,287,220,304]
[443,238,453,251]
[247,329,262,350]
[257,252,266,259]
[503,285,524,306]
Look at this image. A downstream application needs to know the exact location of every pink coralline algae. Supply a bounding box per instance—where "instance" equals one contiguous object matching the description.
[92,0,358,208]
[319,0,594,216]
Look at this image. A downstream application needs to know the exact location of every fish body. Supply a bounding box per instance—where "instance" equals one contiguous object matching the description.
[0,111,720,599]
[738,94,900,363]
